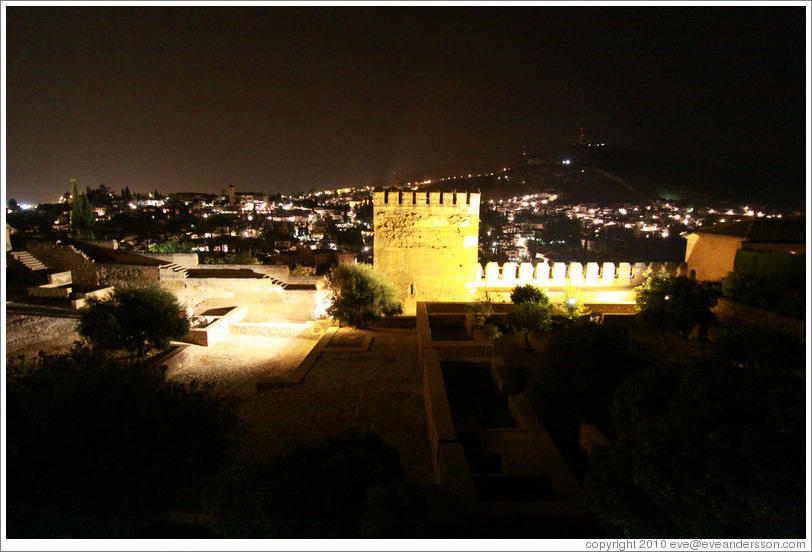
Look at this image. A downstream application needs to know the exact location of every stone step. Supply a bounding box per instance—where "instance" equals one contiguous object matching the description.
[11,251,48,271]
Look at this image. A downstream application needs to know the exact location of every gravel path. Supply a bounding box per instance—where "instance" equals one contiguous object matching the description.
[5,314,83,361]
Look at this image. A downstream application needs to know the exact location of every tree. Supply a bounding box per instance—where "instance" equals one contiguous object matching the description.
[148,237,194,253]
[557,279,591,321]
[69,179,95,239]
[290,264,312,277]
[466,293,502,343]
[585,358,805,538]
[510,283,551,306]
[635,272,721,345]
[7,197,21,212]
[79,285,190,357]
[6,344,237,537]
[324,262,402,328]
[505,300,552,351]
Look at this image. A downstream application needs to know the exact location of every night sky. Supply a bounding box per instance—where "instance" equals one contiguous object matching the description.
[4,5,808,204]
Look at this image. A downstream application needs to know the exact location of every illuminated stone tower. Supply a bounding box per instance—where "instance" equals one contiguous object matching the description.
[373,189,480,314]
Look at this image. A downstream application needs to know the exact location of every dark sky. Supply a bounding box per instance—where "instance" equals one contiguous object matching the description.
[4,5,808,204]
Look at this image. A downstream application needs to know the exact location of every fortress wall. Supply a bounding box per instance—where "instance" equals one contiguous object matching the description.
[373,190,480,310]
[683,233,742,281]
[475,261,685,290]
[160,277,289,312]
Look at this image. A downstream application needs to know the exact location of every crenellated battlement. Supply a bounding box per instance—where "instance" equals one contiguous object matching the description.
[472,261,688,290]
[373,189,480,210]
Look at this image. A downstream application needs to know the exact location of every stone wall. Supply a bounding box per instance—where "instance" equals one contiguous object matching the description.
[713,297,805,339]
[160,277,290,312]
[138,252,200,267]
[96,264,161,287]
[26,241,99,286]
[476,261,653,290]
[194,263,290,280]
[683,233,742,281]
[374,190,480,313]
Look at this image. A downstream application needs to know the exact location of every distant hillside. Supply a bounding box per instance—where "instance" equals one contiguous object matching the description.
[415,146,805,212]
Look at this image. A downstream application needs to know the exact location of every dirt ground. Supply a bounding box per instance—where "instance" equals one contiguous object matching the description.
[5,314,84,362]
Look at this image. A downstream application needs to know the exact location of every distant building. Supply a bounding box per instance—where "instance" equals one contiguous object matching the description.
[683,219,806,281]
[222,185,269,210]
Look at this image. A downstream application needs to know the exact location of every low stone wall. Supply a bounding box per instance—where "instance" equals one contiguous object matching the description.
[97,264,161,287]
[423,348,478,497]
[47,271,73,285]
[230,322,317,338]
[160,278,287,311]
[186,306,247,346]
[417,302,495,365]
[145,343,193,371]
[195,263,289,281]
[70,286,115,309]
[138,252,199,267]
[713,297,805,339]
[28,283,72,299]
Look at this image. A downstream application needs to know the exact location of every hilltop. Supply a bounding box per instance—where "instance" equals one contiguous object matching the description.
[412,145,805,212]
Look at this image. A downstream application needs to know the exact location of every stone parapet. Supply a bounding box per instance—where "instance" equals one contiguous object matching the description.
[373,189,480,208]
[477,261,650,290]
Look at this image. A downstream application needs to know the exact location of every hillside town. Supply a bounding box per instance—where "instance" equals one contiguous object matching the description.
[6,162,793,274]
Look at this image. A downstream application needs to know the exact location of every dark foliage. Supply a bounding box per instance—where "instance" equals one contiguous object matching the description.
[79,285,190,357]
[636,272,721,338]
[505,300,552,350]
[204,430,427,538]
[714,326,806,374]
[528,321,641,440]
[509,283,551,306]
[722,250,805,320]
[585,358,806,538]
[6,344,238,537]
[69,180,95,239]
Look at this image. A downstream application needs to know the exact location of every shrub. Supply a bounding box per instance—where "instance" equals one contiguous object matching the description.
[6,344,237,537]
[510,283,551,306]
[505,300,552,350]
[466,293,502,343]
[586,358,806,537]
[528,321,637,440]
[722,250,805,320]
[324,262,402,328]
[147,237,194,253]
[290,264,312,277]
[636,272,720,339]
[79,285,190,357]
[556,279,591,320]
